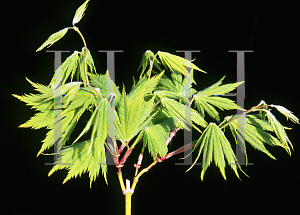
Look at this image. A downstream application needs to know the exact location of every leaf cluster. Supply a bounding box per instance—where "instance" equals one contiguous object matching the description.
[14,0,299,187]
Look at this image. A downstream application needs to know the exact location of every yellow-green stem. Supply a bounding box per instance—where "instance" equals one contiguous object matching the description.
[73,26,89,86]
[117,160,158,215]
[125,192,132,215]
[73,26,104,100]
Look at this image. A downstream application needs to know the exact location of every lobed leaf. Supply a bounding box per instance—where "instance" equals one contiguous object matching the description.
[157,51,206,84]
[48,138,107,188]
[194,95,243,122]
[198,76,244,95]
[115,85,156,143]
[187,123,247,180]
[160,97,207,131]
[143,123,169,160]
[128,71,164,101]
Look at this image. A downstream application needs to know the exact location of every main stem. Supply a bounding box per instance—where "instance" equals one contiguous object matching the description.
[125,192,132,215]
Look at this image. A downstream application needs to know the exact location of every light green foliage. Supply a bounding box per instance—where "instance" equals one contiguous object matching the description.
[160,97,207,131]
[137,50,162,77]
[14,0,299,188]
[72,0,90,25]
[187,123,247,180]
[48,139,107,188]
[88,71,122,112]
[114,84,156,143]
[36,27,70,52]
[193,76,245,122]
[143,124,169,159]
[157,51,206,84]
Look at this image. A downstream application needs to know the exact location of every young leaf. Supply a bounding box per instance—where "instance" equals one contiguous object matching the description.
[25,77,53,95]
[137,50,162,77]
[36,27,69,52]
[19,110,54,129]
[154,72,178,92]
[271,105,299,124]
[263,109,293,154]
[89,99,108,155]
[72,0,90,25]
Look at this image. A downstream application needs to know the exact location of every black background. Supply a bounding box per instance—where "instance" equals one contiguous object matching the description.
[3,1,299,214]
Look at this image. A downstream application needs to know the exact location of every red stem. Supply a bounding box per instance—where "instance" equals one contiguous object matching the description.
[120,147,134,166]
[166,128,180,146]
[157,143,194,162]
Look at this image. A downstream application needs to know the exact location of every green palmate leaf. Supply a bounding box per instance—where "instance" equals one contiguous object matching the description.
[115,86,156,143]
[160,97,207,131]
[244,114,275,132]
[78,47,97,77]
[14,81,82,129]
[19,110,53,129]
[154,69,186,95]
[128,70,164,101]
[33,86,97,156]
[25,77,53,95]
[137,50,162,77]
[37,97,95,156]
[143,123,169,160]
[199,76,244,95]
[72,98,101,145]
[157,51,206,84]
[72,0,90,25]
[187,123,247,180]
[78,48,88,84]
[12,93,52,112]
[199,76,226,94]
[62,82,82,108]
[227,115,278,162]
[194,95,243,122]
[194,96,221,122]
[48,139,107,189]
[36,27,69,52]
[86,48,97,74]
